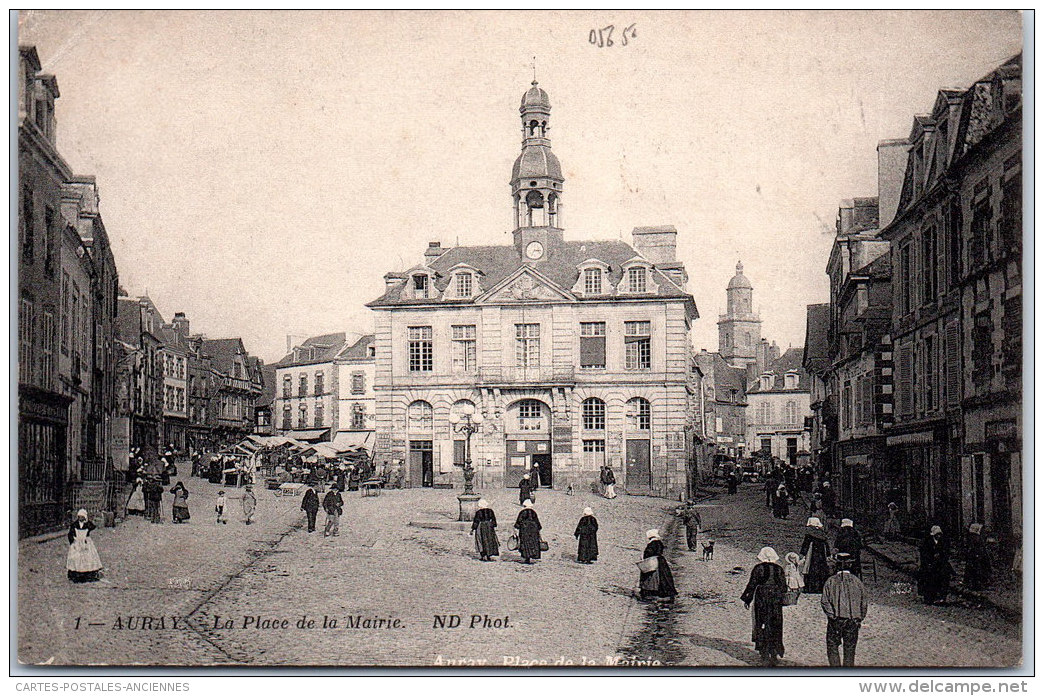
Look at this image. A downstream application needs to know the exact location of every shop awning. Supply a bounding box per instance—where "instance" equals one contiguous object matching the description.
[330,430,375,452]
[289,429,330,443]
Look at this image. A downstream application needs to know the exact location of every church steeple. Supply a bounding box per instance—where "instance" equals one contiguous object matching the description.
[718,260,762,368]
[511,80,564,260]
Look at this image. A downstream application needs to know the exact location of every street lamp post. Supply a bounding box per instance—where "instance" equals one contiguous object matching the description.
[448,405,483,521]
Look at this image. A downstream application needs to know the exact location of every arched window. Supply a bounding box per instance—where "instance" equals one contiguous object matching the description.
[626,397,651,430]
[582,397,606,430]
[515,399,545,431]
[408,400,433,432]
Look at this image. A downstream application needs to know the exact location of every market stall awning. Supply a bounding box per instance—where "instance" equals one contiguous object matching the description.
[288,429,330,443]
[329,430,375,453]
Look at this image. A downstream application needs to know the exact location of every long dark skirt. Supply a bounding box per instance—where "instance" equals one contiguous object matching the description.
[577,530,598,562]
[752,584,785,659]
[68,570,100,583]
[639,557,678,598]
[173,505,190,523]
[518,522,541,560]
[474,520,500,558]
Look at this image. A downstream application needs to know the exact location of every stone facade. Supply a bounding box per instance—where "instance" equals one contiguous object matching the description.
[368,82,698,499]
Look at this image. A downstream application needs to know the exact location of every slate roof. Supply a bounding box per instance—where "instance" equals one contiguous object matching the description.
[694,351,748,405]
[368,239,693,308]
[257,363,278,407]
[802,303,831,374]
[275,332,349,367]
[336,335,375,361]
[201,338,247,375]
[746,347,810,394]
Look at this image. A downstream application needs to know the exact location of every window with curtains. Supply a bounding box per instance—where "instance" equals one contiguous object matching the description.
[624,321,651,370]
[298,404,307,428]
[314,371,324,395]
[298,373,307,397]
[580,322,606,369]
[282,375,291,398]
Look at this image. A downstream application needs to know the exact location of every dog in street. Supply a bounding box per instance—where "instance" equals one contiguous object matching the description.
[702,541,715,561]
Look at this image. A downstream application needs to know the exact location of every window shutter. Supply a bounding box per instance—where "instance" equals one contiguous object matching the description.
[580,336,605,367]
[946,320,961,407]
[898,341,914,416]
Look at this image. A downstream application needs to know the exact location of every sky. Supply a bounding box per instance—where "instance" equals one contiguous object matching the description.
[18,10,1023,364]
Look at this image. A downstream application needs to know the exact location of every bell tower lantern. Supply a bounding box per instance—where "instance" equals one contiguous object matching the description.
[511,80,564,260]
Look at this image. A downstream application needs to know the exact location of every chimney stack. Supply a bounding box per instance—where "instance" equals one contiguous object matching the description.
[631,226,678,264]
[877,138,910,229]
[172,312,189,340]
[424,241,443,263]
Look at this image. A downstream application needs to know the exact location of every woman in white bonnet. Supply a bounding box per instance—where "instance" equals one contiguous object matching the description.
[67,509,103,583]
[574,507,598,564]
[799,516,830,593]
[741,547,787,665]
[470,498,499,562]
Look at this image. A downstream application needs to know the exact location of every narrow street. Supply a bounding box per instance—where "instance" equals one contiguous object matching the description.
[18,477,1021,667]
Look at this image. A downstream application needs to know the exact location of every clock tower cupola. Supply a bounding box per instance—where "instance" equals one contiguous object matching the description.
[511,80,564,261]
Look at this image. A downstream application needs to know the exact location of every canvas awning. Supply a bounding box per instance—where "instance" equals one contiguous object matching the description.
[329,430,375,452]
[288,429,330,443]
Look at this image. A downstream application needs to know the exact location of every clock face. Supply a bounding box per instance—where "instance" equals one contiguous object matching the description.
[525,241,544,260]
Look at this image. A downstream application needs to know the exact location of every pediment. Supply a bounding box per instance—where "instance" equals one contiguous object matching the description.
[476,265,575,304]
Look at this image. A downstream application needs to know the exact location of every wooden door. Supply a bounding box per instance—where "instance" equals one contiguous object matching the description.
[626,439,651,490]
[409,441,432,488]
[533,453,552,488]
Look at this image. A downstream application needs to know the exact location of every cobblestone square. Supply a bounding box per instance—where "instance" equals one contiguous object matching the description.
[17,477,1022,668]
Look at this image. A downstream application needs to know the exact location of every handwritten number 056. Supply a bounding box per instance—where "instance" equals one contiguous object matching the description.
[589,24,636,48]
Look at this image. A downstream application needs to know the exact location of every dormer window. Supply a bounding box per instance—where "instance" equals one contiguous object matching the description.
[456,272,472,298]
[413,274,430,299]
[584,268,602,294]
[785,372,799,390]
[760,374,773,391]
[628,267,647,293]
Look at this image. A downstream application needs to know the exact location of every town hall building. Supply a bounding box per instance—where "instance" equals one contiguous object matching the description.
[367,81,699,498]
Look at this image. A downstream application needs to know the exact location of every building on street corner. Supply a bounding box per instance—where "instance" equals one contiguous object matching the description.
[367,82,698,497]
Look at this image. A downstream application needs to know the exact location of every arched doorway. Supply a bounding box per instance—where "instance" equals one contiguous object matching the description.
[407,400,434,487]
[504,398,552,488]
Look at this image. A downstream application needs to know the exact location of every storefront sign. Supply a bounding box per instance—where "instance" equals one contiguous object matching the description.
[985,420,1017,440]
[886,431,933,446]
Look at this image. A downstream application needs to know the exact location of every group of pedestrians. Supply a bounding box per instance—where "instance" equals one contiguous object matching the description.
[300,481,343,536]
[742,543,869,667]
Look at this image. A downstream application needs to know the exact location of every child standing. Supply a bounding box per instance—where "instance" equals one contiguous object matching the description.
[784,551,805,603]
[215,490,228,524]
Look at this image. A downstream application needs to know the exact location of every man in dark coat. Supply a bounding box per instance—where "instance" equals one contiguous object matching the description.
[741,547,787,665]
[834,519,864,578]
[322,484,344,537]
[676,503,702,551]
[963,523,991,591]
[574,507,598,563]
[918,525,952,604]
[726,471,739,495]
[518,474,534,506]
[772,484,790,519]
[820,481,837,519]
[301,484,320,533]
[764,476,776,509]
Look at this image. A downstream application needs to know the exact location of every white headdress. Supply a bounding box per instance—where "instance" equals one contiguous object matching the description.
[583,507,593,516]
[757,547,779,563]
[646,529,660,540]
[807,517,823,528]
[478,499,489,509]
[522,500,533,508]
